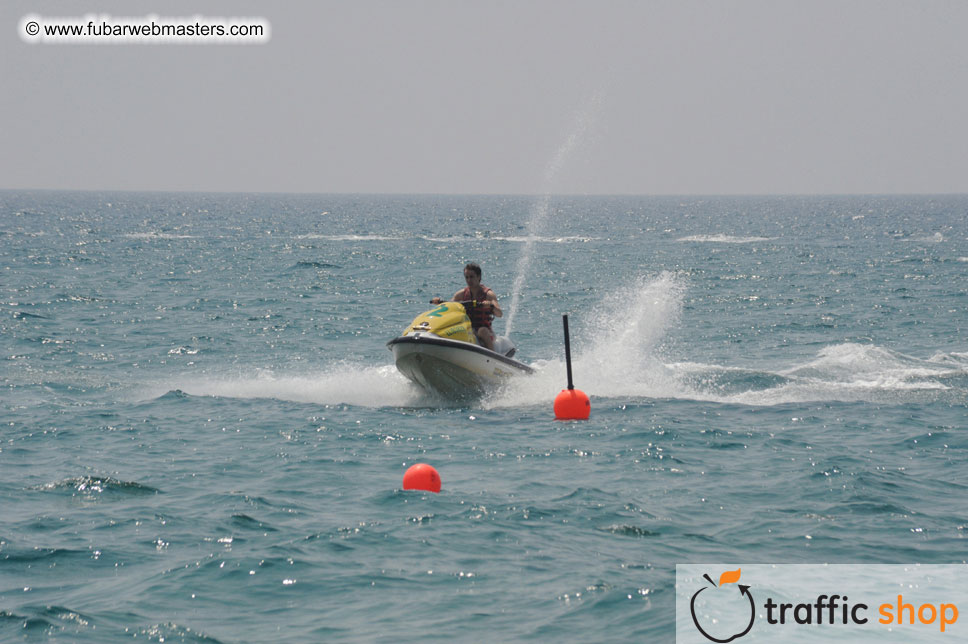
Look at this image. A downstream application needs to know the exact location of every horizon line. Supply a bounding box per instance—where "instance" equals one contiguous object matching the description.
[3,187,968,199]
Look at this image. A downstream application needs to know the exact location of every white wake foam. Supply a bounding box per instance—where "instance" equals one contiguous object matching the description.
[295,234,399,241]
[293,234,594,244]
[901,232,944,243]
[165,363,423,407]
[124,232,194,240]
[673,343,967,406]
[152,274,965,409]
[677,234,775,243]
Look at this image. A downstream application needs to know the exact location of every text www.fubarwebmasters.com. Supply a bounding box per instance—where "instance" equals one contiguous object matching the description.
[20,14,270,44]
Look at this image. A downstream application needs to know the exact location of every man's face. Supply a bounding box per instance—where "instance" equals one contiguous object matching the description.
[464,269,480,289]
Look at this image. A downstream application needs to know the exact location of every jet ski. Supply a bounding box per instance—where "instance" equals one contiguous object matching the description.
[387,301,534,398]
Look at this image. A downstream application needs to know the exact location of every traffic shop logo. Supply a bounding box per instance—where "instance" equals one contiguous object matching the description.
[690,569,755,643]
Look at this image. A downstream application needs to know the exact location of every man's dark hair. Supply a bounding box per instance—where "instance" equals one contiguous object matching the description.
[464,262,482,278]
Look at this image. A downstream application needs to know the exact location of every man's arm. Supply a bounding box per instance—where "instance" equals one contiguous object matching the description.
[429,291,464,305]
[486,291,503,318]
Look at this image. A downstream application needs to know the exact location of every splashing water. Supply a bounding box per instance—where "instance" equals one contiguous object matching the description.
[159,273,685,410]
[573,272,685,396]
[152,269,966,410]
[505,90,604,337]
[490,272,687,407]
[152,363,425,408]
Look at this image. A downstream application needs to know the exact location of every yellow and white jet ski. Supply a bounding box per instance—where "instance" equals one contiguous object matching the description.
[387,302,534,397]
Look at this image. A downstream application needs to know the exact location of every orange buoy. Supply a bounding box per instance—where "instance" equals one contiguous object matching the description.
[555,387,590,420]
[403,463,441,493]
[555,314,590,420]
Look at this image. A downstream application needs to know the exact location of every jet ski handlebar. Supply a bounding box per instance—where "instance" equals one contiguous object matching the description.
[428,298,491,309]
[457,299,490,308]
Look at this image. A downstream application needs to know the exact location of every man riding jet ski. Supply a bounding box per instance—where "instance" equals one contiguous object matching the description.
[430,262,502,351]
[387,263,533,397]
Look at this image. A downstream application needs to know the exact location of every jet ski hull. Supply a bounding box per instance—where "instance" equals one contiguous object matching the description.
[388,333,534,398]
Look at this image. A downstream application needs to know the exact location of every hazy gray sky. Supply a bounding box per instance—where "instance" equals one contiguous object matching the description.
[3,0,967,194]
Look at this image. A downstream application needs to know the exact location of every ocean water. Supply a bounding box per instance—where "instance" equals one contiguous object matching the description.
[1,191,967,642]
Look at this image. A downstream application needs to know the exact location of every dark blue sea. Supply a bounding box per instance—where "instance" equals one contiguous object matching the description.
[2,191,967,642]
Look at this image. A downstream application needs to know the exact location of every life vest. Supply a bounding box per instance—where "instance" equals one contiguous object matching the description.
[458,286,494,330]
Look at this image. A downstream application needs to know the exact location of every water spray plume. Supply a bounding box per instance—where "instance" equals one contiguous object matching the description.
[506,89,604,337]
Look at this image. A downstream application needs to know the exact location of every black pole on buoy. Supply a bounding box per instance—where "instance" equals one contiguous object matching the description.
[563,314,574,390]
[554,314,590,420]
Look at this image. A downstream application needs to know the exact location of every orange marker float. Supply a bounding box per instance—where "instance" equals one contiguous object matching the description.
[403,463,441,493]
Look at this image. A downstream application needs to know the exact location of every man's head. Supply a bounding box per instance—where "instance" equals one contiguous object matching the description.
[464,262,482,287]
